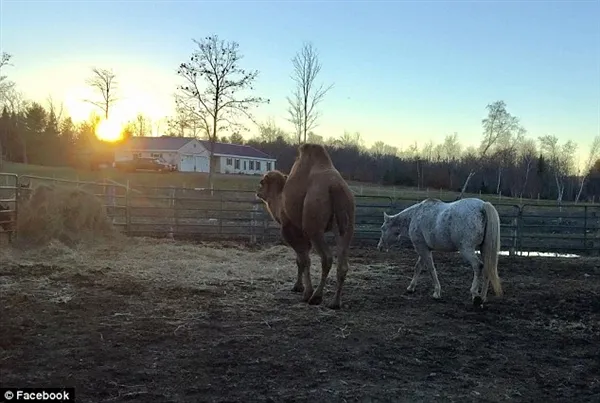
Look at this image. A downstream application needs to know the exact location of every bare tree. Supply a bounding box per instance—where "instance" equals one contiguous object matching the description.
[84,67,118,120]
[133,113,152,137]
[46,95,64,124]
[575,135,600,202]
[459,100,521,198]
[518,138,537,198]
[0,52,14,168]
[441,132,462,163]
[538,134,577,204]
[177,35,268,187]
[0,52,15,110]
[286,42,333,144]
[257,118,289,143]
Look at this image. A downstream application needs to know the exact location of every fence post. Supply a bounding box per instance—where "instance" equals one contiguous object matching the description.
[218,197,223,235]
[250,203,258,244]
[509,212,517,257]
[125,180,131,236]
[583,206,587,254]
[170,186,177,240]
[516,206,523,256]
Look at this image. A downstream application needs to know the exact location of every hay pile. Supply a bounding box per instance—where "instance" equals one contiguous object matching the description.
[16,184,118,246]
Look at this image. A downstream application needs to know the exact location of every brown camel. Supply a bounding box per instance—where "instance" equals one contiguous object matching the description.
[256,143,356,309]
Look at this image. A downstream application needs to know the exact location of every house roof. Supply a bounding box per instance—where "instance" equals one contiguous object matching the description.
[122,136,191,151]
[121,136,275,160]
[198,140,273,160]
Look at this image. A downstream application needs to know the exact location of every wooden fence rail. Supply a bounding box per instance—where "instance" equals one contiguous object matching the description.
[1,173,599,256]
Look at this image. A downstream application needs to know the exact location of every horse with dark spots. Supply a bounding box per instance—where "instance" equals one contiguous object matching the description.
[256,143,356,309]
[378,197,503,309]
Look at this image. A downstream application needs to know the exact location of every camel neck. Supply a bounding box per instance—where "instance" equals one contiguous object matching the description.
[266,197,284,224]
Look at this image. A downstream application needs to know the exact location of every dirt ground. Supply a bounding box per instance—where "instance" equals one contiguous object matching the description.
[1,238,599,403]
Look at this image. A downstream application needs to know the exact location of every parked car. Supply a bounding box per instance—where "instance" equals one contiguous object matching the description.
[114,157,176,173]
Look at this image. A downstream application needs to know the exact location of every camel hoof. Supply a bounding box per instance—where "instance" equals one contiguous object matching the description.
[291,283,304,293]
[302,290,313,302]
[308,294,323,305]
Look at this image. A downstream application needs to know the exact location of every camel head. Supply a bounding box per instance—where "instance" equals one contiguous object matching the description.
[256,171,288,203]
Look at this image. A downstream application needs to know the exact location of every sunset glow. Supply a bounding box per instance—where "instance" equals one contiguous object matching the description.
[95,119,123,142]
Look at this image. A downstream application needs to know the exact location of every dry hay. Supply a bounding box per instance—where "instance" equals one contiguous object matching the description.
[15,183,119,247]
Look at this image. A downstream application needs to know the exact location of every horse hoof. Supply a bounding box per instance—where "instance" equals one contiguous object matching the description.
[433,293,441,300]
[406,287,416,294]
[472,296,484,309]
[291,283,304,293]
[328,301,341,310]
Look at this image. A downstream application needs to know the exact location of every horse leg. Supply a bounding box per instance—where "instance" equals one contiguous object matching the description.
[307,232,333,306]
[406,256,423,293]
[419,249,442,299]
[461,247,484,308]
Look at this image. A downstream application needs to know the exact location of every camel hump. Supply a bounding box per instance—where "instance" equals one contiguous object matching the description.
[298,143,333,168]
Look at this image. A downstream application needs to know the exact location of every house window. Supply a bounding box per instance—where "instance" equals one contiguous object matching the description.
[133,153,142,158]
[234,159,240,169]
[243,160,247,170]
[266,162,271,171]
[151,153,162,158]
[255,161,261,171]
[249,161,254,170]
[226,158,232,166]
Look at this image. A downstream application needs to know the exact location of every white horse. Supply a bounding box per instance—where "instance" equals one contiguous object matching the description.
[377,197,503,308]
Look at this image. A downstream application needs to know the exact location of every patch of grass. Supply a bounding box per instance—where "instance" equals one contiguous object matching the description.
[1,162,260,191]
[2,162,598,208]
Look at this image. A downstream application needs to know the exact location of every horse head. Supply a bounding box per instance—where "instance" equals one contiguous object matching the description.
[377,211,400,252]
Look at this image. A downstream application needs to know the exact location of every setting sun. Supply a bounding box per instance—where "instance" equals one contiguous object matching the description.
[95,119,123,142]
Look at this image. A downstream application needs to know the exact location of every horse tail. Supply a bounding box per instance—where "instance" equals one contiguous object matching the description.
[482,201,503,296]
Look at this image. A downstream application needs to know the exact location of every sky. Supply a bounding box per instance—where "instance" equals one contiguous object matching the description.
[1,0,599,166]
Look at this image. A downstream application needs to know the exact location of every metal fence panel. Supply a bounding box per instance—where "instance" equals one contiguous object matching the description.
[3,174,599,256]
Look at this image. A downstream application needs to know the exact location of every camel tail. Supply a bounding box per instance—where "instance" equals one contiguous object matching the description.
[330,184,355,244]
[482,201,503,296]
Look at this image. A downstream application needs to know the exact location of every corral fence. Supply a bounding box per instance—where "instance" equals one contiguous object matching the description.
[1,173,599,257]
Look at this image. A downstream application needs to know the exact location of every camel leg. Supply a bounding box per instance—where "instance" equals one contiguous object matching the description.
[282,224,312,298]
[307,232,333,306]
[291,254,304,293]
[297,250,313,302]
[329,230,352,309]
[461,247,484,307]
[406,256,423,293]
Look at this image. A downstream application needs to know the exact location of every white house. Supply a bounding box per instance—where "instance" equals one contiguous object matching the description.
[114,136,277,174]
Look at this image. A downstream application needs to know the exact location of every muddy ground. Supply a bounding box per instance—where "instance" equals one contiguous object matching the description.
[1,241,599,402]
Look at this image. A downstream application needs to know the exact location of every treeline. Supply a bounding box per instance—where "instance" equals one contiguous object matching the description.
[247,136,600,203]
[0,99,598,203]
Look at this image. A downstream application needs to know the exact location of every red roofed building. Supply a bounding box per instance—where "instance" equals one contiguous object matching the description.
[114,136,276,174]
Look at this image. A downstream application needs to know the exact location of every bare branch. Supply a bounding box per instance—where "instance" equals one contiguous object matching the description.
[84,67,119,120]
[175,34,269,186]
[287,42,333,144]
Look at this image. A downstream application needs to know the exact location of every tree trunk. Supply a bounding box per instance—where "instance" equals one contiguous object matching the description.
[496,166,502,194]
[459,171,475,199]
[555,173,564,212]
[519,160,532,199]
[575,175,587,203]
